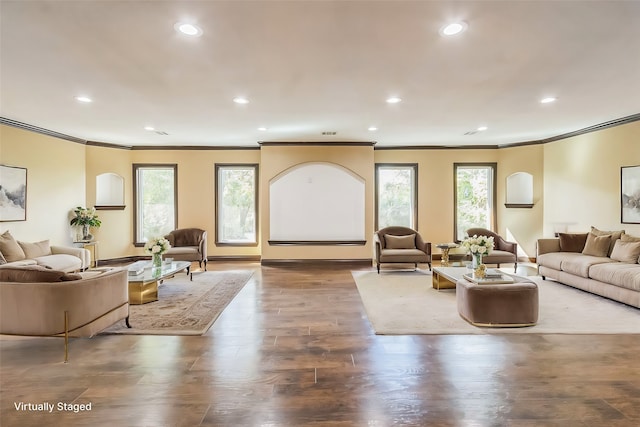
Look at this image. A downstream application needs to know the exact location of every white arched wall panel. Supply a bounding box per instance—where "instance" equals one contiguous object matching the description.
[269,162,365,242]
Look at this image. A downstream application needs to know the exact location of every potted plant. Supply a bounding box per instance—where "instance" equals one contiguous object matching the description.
[70,206,102,241]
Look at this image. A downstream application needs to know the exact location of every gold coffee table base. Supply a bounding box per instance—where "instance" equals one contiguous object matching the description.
[432,269,457,290]
[128,280,159,305]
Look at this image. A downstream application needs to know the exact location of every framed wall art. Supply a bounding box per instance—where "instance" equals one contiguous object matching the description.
[0,164,27,222]
[621,165,640,224]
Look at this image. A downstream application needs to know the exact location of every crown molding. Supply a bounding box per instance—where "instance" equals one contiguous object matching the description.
[259,141,376,147]
[0,117,87,144]
[2,113,638,150]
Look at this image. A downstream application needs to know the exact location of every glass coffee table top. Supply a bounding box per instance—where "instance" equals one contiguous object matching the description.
[127,260,190,283]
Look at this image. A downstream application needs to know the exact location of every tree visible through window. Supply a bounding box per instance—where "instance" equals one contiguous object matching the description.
[133,164,177,245]
[216,164,258,245]
[454,163,496,241]
[375,164,417,230]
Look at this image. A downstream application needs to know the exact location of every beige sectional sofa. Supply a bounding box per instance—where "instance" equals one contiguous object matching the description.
[0,266,129,361]
[0,230,90,272]
[537,227,640,308]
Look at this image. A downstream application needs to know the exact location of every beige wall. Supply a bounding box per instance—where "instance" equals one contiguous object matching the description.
[0,125,86,245]
[3,119,638,262]
[497,144,544,258]
[260,145,375,261]
[85,146,262,260]
[543,121,640,238]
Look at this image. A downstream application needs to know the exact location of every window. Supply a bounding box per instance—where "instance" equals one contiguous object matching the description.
[133,164,177,245]
[375,164,418,230]
[454,163,497,241]
[215,164,258,245]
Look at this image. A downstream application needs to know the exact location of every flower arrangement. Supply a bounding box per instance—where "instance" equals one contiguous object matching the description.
[70,206,101,240]
[144,236,172,268]
[461,234,495,256]
[144,237,171,256]
[69,206,102,228]
[461,234,495,277]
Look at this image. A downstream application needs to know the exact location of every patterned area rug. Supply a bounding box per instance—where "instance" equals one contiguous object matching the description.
[353,270,640,334]
[102,270,254,335]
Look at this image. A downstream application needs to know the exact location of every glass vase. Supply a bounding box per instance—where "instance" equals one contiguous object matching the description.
[152,253,163,268]
[473,253,485,277]
[82,224,91,241]
[472,252,483,268]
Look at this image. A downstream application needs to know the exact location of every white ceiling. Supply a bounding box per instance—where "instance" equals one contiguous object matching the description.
[1,0,639,148]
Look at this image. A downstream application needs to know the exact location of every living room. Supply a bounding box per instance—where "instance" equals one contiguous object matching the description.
[1,1,640,426]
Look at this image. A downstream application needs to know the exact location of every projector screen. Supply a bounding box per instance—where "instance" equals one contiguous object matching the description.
[269,162,365,242]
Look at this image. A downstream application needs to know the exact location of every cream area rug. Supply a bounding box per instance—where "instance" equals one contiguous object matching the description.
[102,270,254,335]
[353,270,640,334]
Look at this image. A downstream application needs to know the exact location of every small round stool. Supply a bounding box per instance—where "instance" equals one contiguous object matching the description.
[456,277,538,327]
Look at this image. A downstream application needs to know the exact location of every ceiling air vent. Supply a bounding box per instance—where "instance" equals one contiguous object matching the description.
[155,131,169,136]
[464,131,478,135]
[321,131,337,136]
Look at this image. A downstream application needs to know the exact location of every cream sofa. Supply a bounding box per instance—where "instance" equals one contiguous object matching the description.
[0,266,129,362]
[0,231,90,272]
[537,228,640,308]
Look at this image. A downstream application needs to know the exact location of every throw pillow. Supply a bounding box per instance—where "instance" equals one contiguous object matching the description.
[621,233,640,243]
[0,251,6,265]
[610,240,640,264]
[591,226,624,256]
[0,230,26,262]
[558,233,588,252]
[385,234,416,249]
[0,266,70,282]
[582,232,611,257]
[18,240,52,259]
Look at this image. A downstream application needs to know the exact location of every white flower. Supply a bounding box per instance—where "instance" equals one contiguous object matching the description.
[144,236,172,255]
[462,234,494,255]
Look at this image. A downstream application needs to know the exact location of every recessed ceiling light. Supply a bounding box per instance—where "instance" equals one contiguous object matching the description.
[440,21,468,36]
[233,97,249,104]
[257,127,268,131]
[75,96,92,103]
[477,126,488,131]
[368,126,378,131]
[144,126,155,131]
[540,97,557,104]
[386,97,402,104]
[174,22,203,37]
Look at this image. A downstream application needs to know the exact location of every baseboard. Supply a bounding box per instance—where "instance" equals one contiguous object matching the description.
[261,259,373,267]
[208,255,261,262]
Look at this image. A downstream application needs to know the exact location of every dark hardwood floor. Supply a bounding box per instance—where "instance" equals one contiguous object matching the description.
[1,262,639,426]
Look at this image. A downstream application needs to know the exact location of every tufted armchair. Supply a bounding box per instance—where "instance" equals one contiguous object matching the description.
[374,226,432,273]
[163,228,208,273]
[465,228,518,272]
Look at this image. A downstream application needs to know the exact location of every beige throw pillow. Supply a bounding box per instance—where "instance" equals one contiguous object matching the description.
[18,240,52,259]
[0,266,79,282]
[621,233,640,243]
[582,232,611,257]
[385,234,416,249]
[610,240,640,264]
[0,230,26,262]
[591,226,624,256]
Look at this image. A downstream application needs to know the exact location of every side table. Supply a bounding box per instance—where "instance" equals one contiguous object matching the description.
[436,243,459,266]
[74,240,99,268]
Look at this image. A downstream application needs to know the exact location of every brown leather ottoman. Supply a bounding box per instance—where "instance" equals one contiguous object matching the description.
[456,277,539,327]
